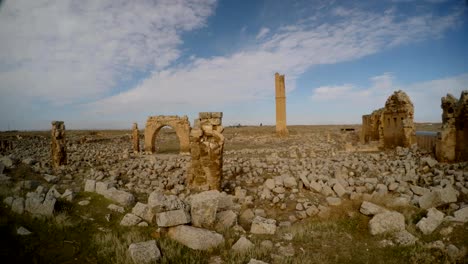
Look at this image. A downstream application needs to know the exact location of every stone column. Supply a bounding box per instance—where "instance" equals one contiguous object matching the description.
[132,123,140,153]
[51,121,66,168]
[187,112,224,191]
[436,94,458,162]
[275,73,289,137]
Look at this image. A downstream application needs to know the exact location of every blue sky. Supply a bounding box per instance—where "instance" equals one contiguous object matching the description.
[0,0,467,130]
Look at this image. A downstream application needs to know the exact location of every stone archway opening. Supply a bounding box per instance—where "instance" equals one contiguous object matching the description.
[144,115,190,154]
[152,125,180,154]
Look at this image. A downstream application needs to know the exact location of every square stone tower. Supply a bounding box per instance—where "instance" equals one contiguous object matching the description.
[275,73,289,137]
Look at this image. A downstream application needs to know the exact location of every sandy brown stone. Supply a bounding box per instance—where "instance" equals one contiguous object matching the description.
[275,73,289,137]
[51,121,66,168]
[144,115,191,154]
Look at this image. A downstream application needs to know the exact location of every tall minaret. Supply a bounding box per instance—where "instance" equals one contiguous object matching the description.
[275,73,288,137]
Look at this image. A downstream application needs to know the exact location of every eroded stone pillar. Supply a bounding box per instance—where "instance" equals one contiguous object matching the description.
[187,112,224,191]
[132,123,140,153]
[275,73,288,137]
[51,121,66,168]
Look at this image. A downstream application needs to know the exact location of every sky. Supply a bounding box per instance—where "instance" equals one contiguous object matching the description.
[0,0,467,130]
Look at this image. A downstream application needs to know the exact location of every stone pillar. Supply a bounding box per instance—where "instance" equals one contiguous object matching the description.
[275,73,288,137]
[51,121,66,168]
[132,123,140,153]
[436,94,459,162]
[187,112,224,191]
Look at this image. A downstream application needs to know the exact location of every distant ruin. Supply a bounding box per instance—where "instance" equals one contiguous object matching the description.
[275,73,288,137]
[0,140,14,154]
[51,121,66,168]
[436,91,468,162]
[361,90,415,148]
[144,116,190,154]
[187,112,224,191]
[132,123,140,153]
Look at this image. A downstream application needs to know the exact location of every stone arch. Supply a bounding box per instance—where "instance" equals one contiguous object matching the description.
[144,115,191,154]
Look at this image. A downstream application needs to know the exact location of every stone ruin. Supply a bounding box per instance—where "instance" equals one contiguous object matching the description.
[436,91,468,162]
[132,123,140,153]
[144,115,191,154]
[51,121,66,168]
[361,90,415,149]
[275,73,289,137]
[0,139,14,154]
[187,112,224,191]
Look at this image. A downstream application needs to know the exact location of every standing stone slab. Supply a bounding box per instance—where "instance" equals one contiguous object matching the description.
[132,123,140,153]
[189,190,220,228]
[168,225,225,250]
[84,179,96,193]
[128,240,161,264]
[51,121,66,168]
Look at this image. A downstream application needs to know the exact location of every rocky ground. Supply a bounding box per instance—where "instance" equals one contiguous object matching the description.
[0,125,466,264]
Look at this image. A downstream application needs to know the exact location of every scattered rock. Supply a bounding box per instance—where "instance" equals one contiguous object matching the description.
[326,197,342,206]
[156,209,191,227]
[416,208,444,235]
[369,211,405,235]
[250,216,276,235]
[103,188,135,207]
[393,230,418,246]
[120,213,142,226]
[360,201,387,216]
[231,236,254,252]
[453,207,468,223]
[132,202,155,223]
[84,179,96,193]
[248,259,269,264]
[128,240,161,264]
[419,185,458,209]
[11,197,25,214]
[168,225,224,250]
[190,190,220,228]
[108,204,125,213]
[17,226,32,236]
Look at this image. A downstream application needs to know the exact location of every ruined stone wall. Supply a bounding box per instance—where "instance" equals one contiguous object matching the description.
[361,91,414,149]
[144,115,190,154]
[0,140,14,154]
[275,73,288,137]
[436,91,468,162]
[51,121,66,168]
[361,108,384,144]
[132,123,140,153]
[187,112,224,191]
[382,90,415,148]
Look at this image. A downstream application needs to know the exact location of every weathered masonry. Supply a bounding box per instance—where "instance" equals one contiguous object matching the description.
[275,73,289,137]
[187,112,224,191]
[51,121,67,168]
[436,91,468,162]
[361,90,415,149]
[132,123,140,153]
[144,116,191,154]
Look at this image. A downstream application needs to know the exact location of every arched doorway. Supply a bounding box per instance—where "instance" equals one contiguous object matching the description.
[144,115,190,154]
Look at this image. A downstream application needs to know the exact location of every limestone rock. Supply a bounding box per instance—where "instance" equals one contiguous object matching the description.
[120,213,142,226]
[17,226,32,236]
[84,179,96,192]
[326,197,342,206]
[232,236,254,252]
[369,211,405,235]
[148,191,186,213]
[419,185,458,209]
[248,259,269,264]
[360,201,387,216]
[333,183,346,197]
[168,225,225,250]
[250,216,276,235]
[453,207,468,222]
[393,230,418,246]
[128,240,161,264]
[264,179,275,190]
[215,210,237,230]
[189,190,220,228]
[132,202,155,223]
[11,197,25,214]
[96,181,113,195]
[108,204,125,213]
[283,176,297,188]
[156,209,191,227]
[103,187,135,207]
[416,208,444,235]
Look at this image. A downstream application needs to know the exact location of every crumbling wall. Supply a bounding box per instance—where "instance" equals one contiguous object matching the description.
[361,90,415,149]
[275,73,289,137]
[132,123,140,153]
[144,115,191,154]
[187,112,224,191]
[361,108,384,145]
[51,121,66,168]
[436,91,468,162]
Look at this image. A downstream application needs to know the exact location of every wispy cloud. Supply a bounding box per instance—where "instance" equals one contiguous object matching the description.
[88,7,462,118]
[309,73,468,123]
[0,0,217,103]
[256,27,270,40]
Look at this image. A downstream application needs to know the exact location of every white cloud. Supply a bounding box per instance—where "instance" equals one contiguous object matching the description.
[309,73,468,123]
[0,0,217,104]
[256,27,270,40]
[88,7,461,119]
